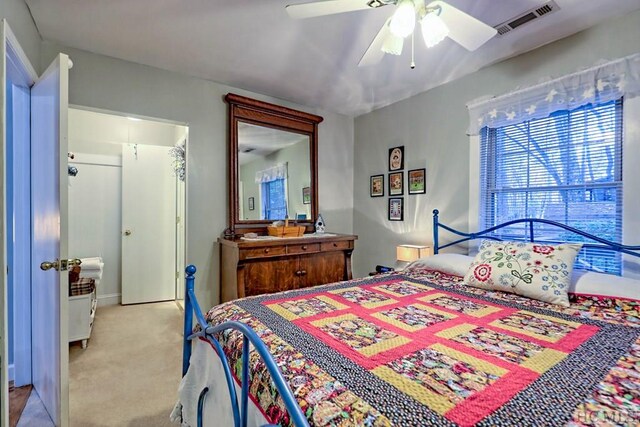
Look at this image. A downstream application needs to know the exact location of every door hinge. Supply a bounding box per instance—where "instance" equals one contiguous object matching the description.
[176,271,179,280]
[176,216,181,224]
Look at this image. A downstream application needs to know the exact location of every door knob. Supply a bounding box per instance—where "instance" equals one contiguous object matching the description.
[40,258,82,271]
[124,229,132,236]
[40,259,60,271]
[68,258,82,267]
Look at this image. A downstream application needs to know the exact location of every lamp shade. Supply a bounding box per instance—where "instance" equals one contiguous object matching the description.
[396,245,433,262]
[389,0,416,38]
[421,11,449,48]
[381,33,404,56]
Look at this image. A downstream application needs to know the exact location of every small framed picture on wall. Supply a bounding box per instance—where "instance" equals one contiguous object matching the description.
[389,146,404,171]
[248,197,255,211]
[370,175,384,197]
[408,168,426,194]
[389,171,403,196]
[302,187,311,204]
[389,197,404,221]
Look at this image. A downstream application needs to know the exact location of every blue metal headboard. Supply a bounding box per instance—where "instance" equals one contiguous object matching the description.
[182,265,309,427]
[432,209,640,259]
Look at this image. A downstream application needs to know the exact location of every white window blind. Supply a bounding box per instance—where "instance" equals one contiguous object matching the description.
[480,99,623,274]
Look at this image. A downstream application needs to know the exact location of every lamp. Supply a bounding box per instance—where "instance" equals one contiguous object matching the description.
[396,244,434,263]
[389,0,416,38]
[381,33,404,56]
[421,10,449,48]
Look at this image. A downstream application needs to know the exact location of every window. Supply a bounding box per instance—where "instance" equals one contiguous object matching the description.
[262,178,287,220]
[480,99,623,274]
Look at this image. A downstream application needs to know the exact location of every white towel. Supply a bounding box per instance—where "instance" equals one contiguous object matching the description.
[80,269,103,280]
[80,257,103,270]
[87,262,104,272]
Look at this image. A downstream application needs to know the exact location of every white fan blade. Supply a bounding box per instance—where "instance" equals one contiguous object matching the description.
[358,18,393,67]
[428,1,497,51]
[286,0,378,19]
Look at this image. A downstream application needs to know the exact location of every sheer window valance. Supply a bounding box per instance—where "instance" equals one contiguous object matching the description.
[255,163,288,183]
[467,53,640,136]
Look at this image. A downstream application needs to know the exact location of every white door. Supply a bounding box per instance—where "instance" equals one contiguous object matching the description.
[30,53,70,427]
[122,144,176,304]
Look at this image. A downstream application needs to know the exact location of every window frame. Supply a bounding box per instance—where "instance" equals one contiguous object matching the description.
[261,177,288,220]
[478,99,624,274]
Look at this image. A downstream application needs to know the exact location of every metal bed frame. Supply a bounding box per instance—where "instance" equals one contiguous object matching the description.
[181,265,310,427]
[432,208,640,259]
[180,211,638,427]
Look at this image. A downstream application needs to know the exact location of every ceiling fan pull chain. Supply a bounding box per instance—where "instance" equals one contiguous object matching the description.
[410,31,416,69]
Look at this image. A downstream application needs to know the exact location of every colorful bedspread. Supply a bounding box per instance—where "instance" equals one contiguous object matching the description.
[204,269,640,426]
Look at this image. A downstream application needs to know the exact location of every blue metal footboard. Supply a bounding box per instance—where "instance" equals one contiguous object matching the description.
[182,265,310,427]
[432,209,640,260]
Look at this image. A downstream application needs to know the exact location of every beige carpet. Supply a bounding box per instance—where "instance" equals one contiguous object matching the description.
[69,301,183,426]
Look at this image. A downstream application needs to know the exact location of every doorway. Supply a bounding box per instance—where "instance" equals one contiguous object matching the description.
[67,107,188,309]
[5,26,37,426]
[65,107,188,425]
[3,23,73,425]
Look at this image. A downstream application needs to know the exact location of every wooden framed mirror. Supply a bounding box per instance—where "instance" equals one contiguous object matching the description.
[225,93,323,236]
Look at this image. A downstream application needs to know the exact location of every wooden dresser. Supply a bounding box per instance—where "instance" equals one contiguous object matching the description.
[219,234,357,302]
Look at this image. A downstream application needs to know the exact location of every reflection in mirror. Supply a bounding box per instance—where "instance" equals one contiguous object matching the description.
[225,93,322,236]
[238,123,311,221]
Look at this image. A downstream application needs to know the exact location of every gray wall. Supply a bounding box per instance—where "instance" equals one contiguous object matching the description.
[1,0,40,70]
[353,10,640,278]
[240,140,311,221]
[40,42,354,307]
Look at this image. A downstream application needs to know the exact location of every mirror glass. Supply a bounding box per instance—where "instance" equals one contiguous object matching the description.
[237,122,311,221]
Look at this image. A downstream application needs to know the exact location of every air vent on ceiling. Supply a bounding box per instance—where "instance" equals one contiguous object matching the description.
[241,147,255,153]
[494,1,560,37]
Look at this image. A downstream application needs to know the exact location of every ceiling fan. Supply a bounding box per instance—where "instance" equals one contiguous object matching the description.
[286,0,497,67]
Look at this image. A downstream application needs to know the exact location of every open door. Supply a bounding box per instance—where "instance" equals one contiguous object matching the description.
[30,53,70,427]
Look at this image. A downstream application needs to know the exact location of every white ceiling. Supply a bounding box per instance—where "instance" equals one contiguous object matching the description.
[238,122,307,165]
[26,0,640,116]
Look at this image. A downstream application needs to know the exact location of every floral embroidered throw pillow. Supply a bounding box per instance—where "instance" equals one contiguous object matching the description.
[464,240,583,307]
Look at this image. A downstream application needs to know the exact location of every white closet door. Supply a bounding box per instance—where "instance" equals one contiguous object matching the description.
[175,176,186,303]
[121,144,176,304]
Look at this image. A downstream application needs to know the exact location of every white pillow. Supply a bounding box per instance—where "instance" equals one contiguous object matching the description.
[405,254,474,277]
[404,251,640,302]
[570,270,640,300]
[463,240,582,307]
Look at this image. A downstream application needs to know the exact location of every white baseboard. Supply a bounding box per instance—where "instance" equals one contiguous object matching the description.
[97,293,121,307]
[8,364,14,382]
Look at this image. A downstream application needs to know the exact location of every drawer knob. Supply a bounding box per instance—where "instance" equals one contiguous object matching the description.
[264,248,270,253]
[300,270,307,276]
[302,246,307,250]
[333,243,338,247]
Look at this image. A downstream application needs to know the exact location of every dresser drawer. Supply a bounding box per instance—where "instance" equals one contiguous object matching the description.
[287,243,320,255]
[242,246,286,259]
[321,240,351,251]
[219,234,357,302]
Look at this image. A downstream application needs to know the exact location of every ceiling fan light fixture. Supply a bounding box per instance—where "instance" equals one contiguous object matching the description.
[421,10,449,48]
[389,0,416,38]
[381,33,404,55]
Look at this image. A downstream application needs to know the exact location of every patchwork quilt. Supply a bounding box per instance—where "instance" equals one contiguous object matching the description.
[203,269,640,426]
